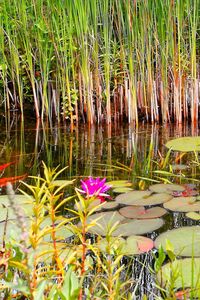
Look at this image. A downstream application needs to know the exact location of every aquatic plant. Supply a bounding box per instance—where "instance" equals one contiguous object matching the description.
[78,176,112,202]
[0,164,140,299]
[154,243,200,299]
[0,0,199,124]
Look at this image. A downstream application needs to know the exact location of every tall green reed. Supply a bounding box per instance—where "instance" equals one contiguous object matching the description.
[0,0,198,124]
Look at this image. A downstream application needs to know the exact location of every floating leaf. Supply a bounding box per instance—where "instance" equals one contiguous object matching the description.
[157,258,200,297]
[0,214,74,243]
[116,191,171,206]
[29,243,75,265]
[113,187,134,193]
[126,235,154,254]
[87,211,164,236]
[163,197,200,212]
[165,136,200,152]
[172,185,198,197]
[0,208,16,222]
[0,219,28,242]
[119,206,167,219]
[107,180,132,188]
[115,190,152,205]
[43,225,74,242]
[149,183,185,194]
[74,199,119,212]
[110,218,164,236]
[96,237,126,254]
[97,235,154,255]
[155,226,200,256]
[0,194,33,207]
[186,212,200,221]
[101,201,119,210]
[86,211,125,235]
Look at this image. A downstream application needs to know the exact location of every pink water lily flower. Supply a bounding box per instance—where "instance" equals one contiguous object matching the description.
[78,177,111,202]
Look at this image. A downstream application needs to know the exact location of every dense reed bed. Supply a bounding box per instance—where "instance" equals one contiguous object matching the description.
[0,0,199,124]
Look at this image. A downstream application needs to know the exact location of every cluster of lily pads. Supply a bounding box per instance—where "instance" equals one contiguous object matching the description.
[73,177,200,296]
[75,180,200,251]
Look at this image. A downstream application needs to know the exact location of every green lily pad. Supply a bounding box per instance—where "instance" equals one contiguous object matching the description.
[165,136,200,152]
[39,216,74,242]
[43,225,74,242]
[87,211,164,236]
[74,199,103,212]
[116,191,171,206]
[149,184,185,194]
[155,226,200,256]
[0,208,16,221]
[74,199,119,212]
[157,258,200,297]
[163,197,200,212]
[0,194,33,207]
[113,187,134,193]
[119,206,167,219]
[30,243,75,265]
[111,218,164,236]
[115,190,152,205]
[0,219,28,242]
[107,180,132,188]
[186,212,200,220]
[0,215,74,244]
[86,211,125,234]
[97,235,154,255]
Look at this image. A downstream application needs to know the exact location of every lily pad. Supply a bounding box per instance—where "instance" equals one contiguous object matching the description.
[30,243,75,265]
[0,207,16,221]
[74,199,119,212]
[0,219,28,242]
[0,194,33,207]
[43,225,74,242]
[87,212,164,236]
[119,206,167,219]
[157,258,200,297]
[163,197,200,212]
[186,212,200,221]
[113,187,134,193]
[155,226,200,256]
[107,180,132,188]
[115,190,152,205]
[166,136,200,152]
[111,218,164,236]
[149,183,185,194]
[97,235,154,255]
[86,211,125,233]
[116,191,171,206]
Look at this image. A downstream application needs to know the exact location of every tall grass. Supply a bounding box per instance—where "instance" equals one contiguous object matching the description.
[0,0,199,124]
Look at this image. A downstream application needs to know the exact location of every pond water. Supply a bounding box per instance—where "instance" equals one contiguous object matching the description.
[1,114,200,299]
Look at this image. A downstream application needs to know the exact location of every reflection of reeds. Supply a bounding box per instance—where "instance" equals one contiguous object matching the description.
[2,119,200,186]
[0,0,198,124]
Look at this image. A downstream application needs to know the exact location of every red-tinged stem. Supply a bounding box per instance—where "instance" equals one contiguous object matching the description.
[78,214,87,300]
[50,196,63,285]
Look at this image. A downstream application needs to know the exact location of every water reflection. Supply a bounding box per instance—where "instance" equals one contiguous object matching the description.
[0,116,199,182]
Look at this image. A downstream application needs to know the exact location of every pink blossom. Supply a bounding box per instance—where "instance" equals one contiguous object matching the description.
[78,177,111,202]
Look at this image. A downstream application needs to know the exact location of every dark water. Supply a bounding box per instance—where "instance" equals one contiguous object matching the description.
[1,115,200,299]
